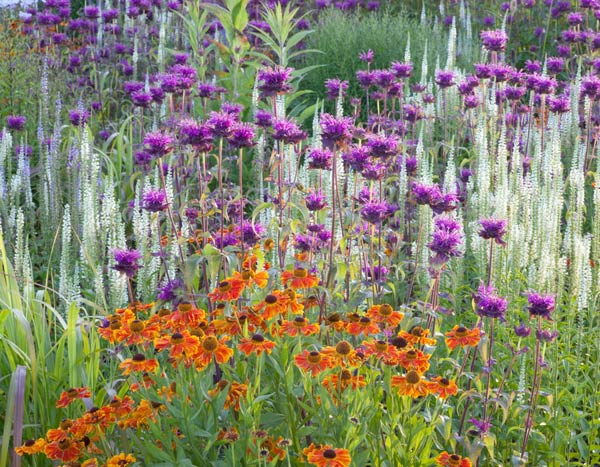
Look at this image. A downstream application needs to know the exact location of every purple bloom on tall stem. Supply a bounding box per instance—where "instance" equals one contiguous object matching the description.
[581,75,600,99]
[6,115,26,131]
[272,118,307,144]
[307,148,333,170]
[320,113,353,148]
[359,49,374,63]
[435,70,456,88]
[257,65,293,97]
[69,109,90,126]
[391,61,413,79]
[227,123,256,148]
[342,146,370,171]
[360,201,396,224]
[113,249,142,277]
[527,292,555,320]
[325,78,349,100]
[514,321,532,337]
[143,131,173,157]
[481,29,508,52]
[305,191,327,211]
[427,215,464,266]
[179,120,213,151]
[207,111,235,138]
[536,328,558,342]
[478,219,508,246]
[142,190,168,212]
[474,283,507,321]
[366,134,398,158]
[254,110,273,128]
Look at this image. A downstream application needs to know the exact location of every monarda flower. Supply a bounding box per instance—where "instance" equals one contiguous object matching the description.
[360,201,396,224]
[325,78,349,100]
[228,123,256,148]
[207,111,235,138]
[427,216,464,266]
[272,118,307,144]
[581,75,600,99]
[112,249,142,277]
[367,134,398,158]
[320,113,354,148]
[143,131,173,157]
[478,218,507,245]
[303,444,352,467]
[142,189,168,212]
[179,119,213,151]
[435,70,455,88]
[527,292,555,320]
[257,65,293,97]
[307,148,334,170]
[68,109,90,126]
[305,191,327,211]
[474,283,507,321]
[480,29,508,51]
[6,115,26,131]
[391,61,413,79]
[254,109,273,128]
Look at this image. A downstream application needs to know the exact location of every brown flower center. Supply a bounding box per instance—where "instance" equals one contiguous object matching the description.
[293,317,307,328]
[190,327,205,338]
[202,336,219,352]
[340,370,352,381]
[110,321,122,330]
[129,320,144,332]
[375,340,388,352]
[359,317,371,325]
[178,303,193,313]
[24,439,35,447]
[218,281,232,292]
[327,313,341,323]
[171,333,184,344]
[60,419,73,430]
[265,294,278,304]
[335,340,352,355]
[241,270,253,281]
[293,268,308,278]
[307,351,322,364]
[323,449,337,459]
[439,378,450,386]
[410,326,424,337]
[132,353,146,362]
[405,350,417,360]
[67,388,79,398]
[391,336,408,348]
[251,334,265,343]
[58,439,71,450]
[216,380,228,390]
[406,370,421,384]
[263,238,275,251]
[379,304,393,316]
[284,288,296,300]
[346,312,361,323]
[449,454,461,466]
[158,308,171,317]
[455,326,468,337]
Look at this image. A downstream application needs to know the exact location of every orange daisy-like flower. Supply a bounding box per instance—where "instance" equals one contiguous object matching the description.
[321,341,363,368]
[233,269,269,289]
[217,427,240,443]
[398,326,437,346]
[56,387,92,408]
[154,331,200,359]
[207,380,248,410]
[294,350,333,376]
[346,317,380,336]
[166,302,207,329]
[208,277,246,302]
[302,294,320,310]
[44,438,82,462]
[256,435,287,462]
[281,268,320,289]
[325,313,346,332]
[115,318,161,345]
[366,304,404,327]
[81,458,100,467]
[279,317,320,337]
[194,335,234,369]
[397,349,431,373]
[119,400,155,430]
[428,376,459,399]
[254,291,290,320]
[238,333,276,356]
[303,444,352,467]
[445,325,481,350]
[322,370,367,393]
[106,453,136,467]
[119,354,160,375]
[360,340,401,365]
[15,438,47,455]
[391,370,431,398]
[283,288,305,314]
[435,452,472,467]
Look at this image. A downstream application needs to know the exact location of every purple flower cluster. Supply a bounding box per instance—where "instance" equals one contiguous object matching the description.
[427,216,464,267]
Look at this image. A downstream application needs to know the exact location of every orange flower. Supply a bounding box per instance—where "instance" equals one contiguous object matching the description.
[195,335,234,369]
[119,400,155,429]
[294,350,333,376]
[303,444,352,467]
[444,326,481,350]
[397,349,431,373]
[428,377,459,399]
[238,334,276,356]
[44,438,82,462]
[119,354,160,375]
[208,277,246,302]
[166,303,207,329]
[15,438,47,455]
[279,317,320,336]
[217,427,240,443]
[346,317,380,336]
[391,370,431,398]
[255,435,287,462]
[115,318,161,345]
[360,340,400,365]
[366,304,404,327]
[283,288,305,314]
[302,294,320,310]
[106,453,136,467]
[435,452,472,467]
[56,387,92,408]
[322,370,366,393]
[109,396,136,417]
[325,313,346,331]
[207,380,248,410]
[254,291,290,320]
[321,341,363,368]
[233,269,269,288]
[281,268,320,289]
[397,326,437,346]
[154,331,200,359]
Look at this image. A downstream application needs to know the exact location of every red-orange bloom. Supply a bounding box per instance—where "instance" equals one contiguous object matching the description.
[366,304,404,327]
[154,331,200,359]
[397,326,437,346]
[233,269,269,288]
[237,334,276,356]
[391,370,430,398]
[195,335,234,369]
[119,354,160,375]
[428,377,459,399]
[56,387,92,408]
[44,438,82,462]
[303,444,352,467]
[254,291,290,320]
[346,317,380,336]
[435,452,473,467]
[281,268,320,289]
[360,340,401,365]
[397,349,431,373]
[294,350,333,376]
[15,438,47,455]
[208,277,246,302]
[207,380,248,410]
[166,303,207,329]
[321,341,363,368]
[279,317,320,336]
[322,370,366,393]
[115,318,161,345]
[106,453,136,467]
[445,325,481,350]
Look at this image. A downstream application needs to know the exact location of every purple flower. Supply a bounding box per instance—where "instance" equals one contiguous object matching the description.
[320,113,353,148]
[527,292,555,320]
[342,146,370,171]
[307,148,333,170]
[131,91,153,108]
[481,29,508,52]
[464,95,480,109]
[435,70,455,88]
[536,328,558,342]
[254,110,273,128]
[356,70,375,88]
[427,215,464,266]
[548,94,570,113]
[360,201,397,224]
[272,118,307,144]
[143,131,173,157]
[359,49,374,63]
[325,78,349,100]
[227,123,256,148]
[69,109,90,126]
[113,249,142,277]
[197,82,217,99]
[391,61,413,79]
[305,191,327,211]
[474,283,507,321]
[366,134,398,158]
[469,418,492,435]
[6,115,26,131]
[478,218,507,245]
[207,111,235,138]
[546,57,565,74]
[158,278,184,302]
[374,69,396,89]
[142,189,168,212]
[257,65,293,97]
[581,75,600,99]
[179,120,213,151]
[514,321,532,338]
[134,151,153,171]
[363,264,389,282]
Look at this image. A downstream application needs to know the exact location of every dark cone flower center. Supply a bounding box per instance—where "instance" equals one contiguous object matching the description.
[171,333,184,344]
[252,334,265,343]
[323,449,337,459]
[335,340,352,355]
[307,351,322,364]
[379,304,393,316]
[202,336,219,351]
[265,294,278,304]
[406,370,421,384]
